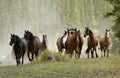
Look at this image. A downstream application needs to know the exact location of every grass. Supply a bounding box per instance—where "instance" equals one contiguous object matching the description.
[0,55,120,78]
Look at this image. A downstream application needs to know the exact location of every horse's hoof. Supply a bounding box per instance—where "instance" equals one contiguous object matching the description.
[16,64,19,66]
[29,59,32,61]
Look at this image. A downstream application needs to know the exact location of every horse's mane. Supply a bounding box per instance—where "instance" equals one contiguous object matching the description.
[89,29,94,36]
[28,31,34,41]
[14,35,21,43]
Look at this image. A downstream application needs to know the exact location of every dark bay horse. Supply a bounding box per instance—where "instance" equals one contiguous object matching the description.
[66,29,84,58]
[40,34,47,52]
[24,30,41,61]
[84,27,98,58]
[99,29,111,57]
[9,34,27,66]
[56,30,67,54]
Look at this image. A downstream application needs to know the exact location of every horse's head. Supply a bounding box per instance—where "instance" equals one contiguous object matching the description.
[67,28,77,35]
[84,27,90,37]
[24,30,33,41]
[9,34,17,46]
[43,34,47,42]
[105,29,110,39]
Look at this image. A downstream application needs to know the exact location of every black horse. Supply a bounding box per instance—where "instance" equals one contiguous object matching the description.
[9,34,27,66]
[24,30,41,61]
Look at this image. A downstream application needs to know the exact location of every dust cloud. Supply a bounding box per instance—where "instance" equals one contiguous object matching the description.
[0,0,113,66]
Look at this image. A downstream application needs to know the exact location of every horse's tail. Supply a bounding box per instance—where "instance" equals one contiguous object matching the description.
[86,48,89,54]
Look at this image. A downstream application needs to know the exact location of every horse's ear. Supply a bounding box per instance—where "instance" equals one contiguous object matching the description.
[11,34,13,36]
[64,30,67,33]
[25,30,27,33]
[106,29,108,31]
[27,30,29,32]
[67,28,69,30]
[75,28,77,31]
[87,27,89,29]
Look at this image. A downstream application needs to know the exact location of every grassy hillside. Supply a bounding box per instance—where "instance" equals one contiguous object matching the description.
[0,56,120,78]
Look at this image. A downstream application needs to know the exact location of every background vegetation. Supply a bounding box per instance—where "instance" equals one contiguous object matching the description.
[0,1,120,77]
[0,0,119,64]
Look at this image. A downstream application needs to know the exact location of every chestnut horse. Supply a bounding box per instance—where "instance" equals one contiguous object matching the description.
[66,29,84,58]
[40,34,48,53]
[84,27,98,58]
[99,29,111,57]
[24,30,41,61]
[56,30,67,54]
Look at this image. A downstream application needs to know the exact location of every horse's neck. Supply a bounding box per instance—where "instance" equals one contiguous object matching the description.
[28,33,34,41]
[104,35,109,41]
[42,39,47,48]
[88,31,94,40]
[15,37,21,45]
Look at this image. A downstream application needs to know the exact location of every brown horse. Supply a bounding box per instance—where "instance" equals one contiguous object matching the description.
[40,34,47,53]
[56,30,67,54]
[99,29,111,57]
[66,29,83,58]
[24,30,41,61]
[84,27,98,58]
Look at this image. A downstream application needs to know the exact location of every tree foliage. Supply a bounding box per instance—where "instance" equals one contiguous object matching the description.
[105,0,120,40]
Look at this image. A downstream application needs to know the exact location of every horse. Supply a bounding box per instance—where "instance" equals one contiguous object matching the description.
[99,29,111,57]
[66,29,83,58]
[9,34,27,66]
[84,27,98,58]
[56,30,67,54]
[40,34,48,53]
[24,30,41,61]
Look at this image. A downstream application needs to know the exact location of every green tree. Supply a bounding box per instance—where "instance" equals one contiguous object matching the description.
[105,0,120,40]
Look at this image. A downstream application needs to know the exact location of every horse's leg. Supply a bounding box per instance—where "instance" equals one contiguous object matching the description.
[101,49,103,58]
[15,53,19,66]
[35,50,39,60]
[86,48,89,58]
[87,49,90,58]
[75,48,78,59]
[22,50,25,64]
[22,55,24,64]
[69,50,73,58]
[107,49,109,57]
[31,53,34,61]
[16,53,21,66]
[28,52,32,61]
[91,48,94,58]
[59,48,62,53]
[77,47,81,59]
[94,48,98,58]
[104,48,107,57]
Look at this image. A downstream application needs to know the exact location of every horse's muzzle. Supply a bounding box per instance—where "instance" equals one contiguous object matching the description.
[9,42,12,46]
[84,35,86,37]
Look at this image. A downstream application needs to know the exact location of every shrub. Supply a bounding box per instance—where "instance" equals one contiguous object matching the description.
[53,53,68,62]
[40,50,52,61]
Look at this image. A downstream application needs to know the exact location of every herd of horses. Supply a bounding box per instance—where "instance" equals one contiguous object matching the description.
[57,27,111,58]
[9,30,47,66]
[9,27,111,66]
